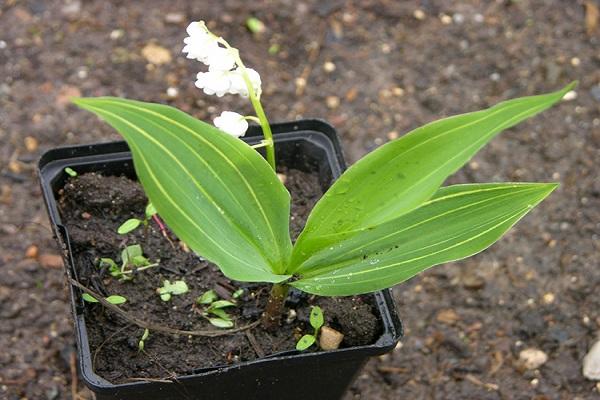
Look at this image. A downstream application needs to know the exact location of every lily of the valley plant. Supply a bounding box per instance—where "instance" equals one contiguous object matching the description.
[73,21,573,328]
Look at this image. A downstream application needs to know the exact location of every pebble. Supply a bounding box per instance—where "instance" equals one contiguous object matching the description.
[25,245,38,259]
[562,90,577,101]
[165,12,185,24]
[319,326,344,350]
[583,340,600,380]
[142,43,172,65]
[453,13,465,24]
[166,87,179,98]
[440,14,452,25]
[436,309,460,325]
[24,136,38,152]
[323,61,336,73]
[590,85,600,102]
[413,9,426,20]
[518,348,548,370]
[326,96,340,109]
[38,254,63,269]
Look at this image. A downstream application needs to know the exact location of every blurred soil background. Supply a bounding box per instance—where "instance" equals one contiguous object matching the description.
[0,0,599,399]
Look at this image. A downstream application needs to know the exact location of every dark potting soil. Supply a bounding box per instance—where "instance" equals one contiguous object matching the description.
[57,168,382,383]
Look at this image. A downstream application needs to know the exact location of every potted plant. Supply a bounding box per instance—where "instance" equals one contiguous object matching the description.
[39,21,573,400]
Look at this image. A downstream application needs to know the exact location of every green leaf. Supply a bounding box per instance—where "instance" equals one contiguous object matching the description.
[73,97,292,283]
[121,244,143,268]
[106,295,127,304]
[131,255,150,267]
[296,334,316,351]
[292,183,557,296]
[145,202,157,219]
[290,84,574,269]
[82,293,99,303]
[309,306,324,330]
[232,289,244,299]
[208,308,232,320]
[209,317,234,328]
[141,328,150,341]
[160,293,171,302]
[197,290,218,305]
[246,17,265,34]
[99,258,117,269]
[117,218,142,234]
[208,300,236,309]
[64,167,78,177]
[158,280,189,300]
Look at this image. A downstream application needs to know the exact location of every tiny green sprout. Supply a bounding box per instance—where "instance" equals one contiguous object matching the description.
[138,328,149,352]
[64,167,77,177]
[117,218,142,235]
[145,202,157,219]
[268,43,280,55]
[232,288,244,299]
[296,306,325,351]
[246,17,265,34]
[197,290,218,305]
[82,293,127,304]
[157,280,189,301]
[208,317,233,328]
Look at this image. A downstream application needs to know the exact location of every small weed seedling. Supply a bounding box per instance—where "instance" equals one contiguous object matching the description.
[197,289,239,328]
[138,328,150,352]
[117,202,157,235]
[82,293,127,305]
[98,244,158,280]
[296,306,324,351]
[157,279,189,301]
[64,167,77,177]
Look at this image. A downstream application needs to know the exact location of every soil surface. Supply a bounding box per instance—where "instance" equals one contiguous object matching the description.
[1,0,599,399]
[58,169,380,383]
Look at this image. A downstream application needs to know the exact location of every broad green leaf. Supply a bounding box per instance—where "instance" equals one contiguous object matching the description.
[296,334,316,351]
[290,84,574,269]
[309,306,324,330]
[117,218,141,234]
[73,97,292,283]
[106,295,127,305]
[291,183,557,296]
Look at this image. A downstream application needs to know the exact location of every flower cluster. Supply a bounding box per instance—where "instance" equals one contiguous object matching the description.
[183,21,262,137]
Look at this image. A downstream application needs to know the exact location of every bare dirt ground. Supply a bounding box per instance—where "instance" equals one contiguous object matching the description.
[1,0,599,399]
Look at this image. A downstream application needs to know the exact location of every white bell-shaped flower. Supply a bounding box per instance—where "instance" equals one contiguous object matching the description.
[195,71,232,97]
[206,47,236,72]
[213,111,249,137]
[228,68,262,97]
[182,21,219,64]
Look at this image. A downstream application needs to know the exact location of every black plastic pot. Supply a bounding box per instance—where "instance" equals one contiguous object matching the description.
[39,119,403,400]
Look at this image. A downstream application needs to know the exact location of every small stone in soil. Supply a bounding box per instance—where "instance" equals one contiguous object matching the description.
[583,340,600,380]
[518,348,548,370]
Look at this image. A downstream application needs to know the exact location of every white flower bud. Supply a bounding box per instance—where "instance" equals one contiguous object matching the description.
[228,67,262,97]
[213,111,249,137]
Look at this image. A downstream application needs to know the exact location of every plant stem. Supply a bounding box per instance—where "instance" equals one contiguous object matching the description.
[261,283,289,330]
[217,38,276,170]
